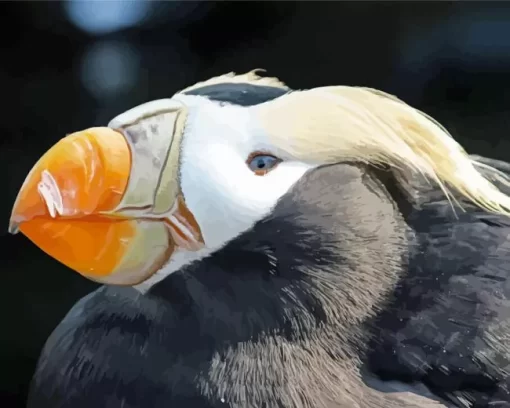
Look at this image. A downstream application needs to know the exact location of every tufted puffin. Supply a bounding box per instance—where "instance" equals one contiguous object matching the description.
[9,71,510,408]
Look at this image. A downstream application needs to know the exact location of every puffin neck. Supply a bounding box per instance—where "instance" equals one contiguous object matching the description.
[147,163,411,353]
[141,164,414,408]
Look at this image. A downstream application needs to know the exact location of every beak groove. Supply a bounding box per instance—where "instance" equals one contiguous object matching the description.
[166,195,204,252]
[37,169,64,219]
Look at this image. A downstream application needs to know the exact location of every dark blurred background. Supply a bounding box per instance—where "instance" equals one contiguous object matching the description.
[2,1,510,407]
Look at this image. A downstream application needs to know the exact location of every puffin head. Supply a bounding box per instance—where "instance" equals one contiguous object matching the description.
[9,70,510,292]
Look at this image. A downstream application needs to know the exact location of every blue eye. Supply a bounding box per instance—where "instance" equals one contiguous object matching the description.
[247,154,281,175]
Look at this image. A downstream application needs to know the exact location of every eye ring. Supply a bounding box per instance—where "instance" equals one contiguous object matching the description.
[246,152,282,176]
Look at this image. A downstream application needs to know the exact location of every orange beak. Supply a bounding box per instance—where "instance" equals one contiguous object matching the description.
[9,125,203,286]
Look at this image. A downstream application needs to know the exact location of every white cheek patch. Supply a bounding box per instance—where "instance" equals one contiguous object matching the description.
[185,158,312,250]
[134,96,316,293]
[178,100,314,251]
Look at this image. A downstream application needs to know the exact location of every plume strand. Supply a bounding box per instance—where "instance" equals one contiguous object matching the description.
[179,69,289,94]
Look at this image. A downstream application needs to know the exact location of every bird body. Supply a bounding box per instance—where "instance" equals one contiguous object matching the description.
[10,72,510,408]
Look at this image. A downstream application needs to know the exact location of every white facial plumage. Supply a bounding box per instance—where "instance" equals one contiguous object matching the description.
[135,94,315,292]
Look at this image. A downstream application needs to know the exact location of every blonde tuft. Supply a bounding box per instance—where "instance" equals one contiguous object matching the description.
[256,86,510,216]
